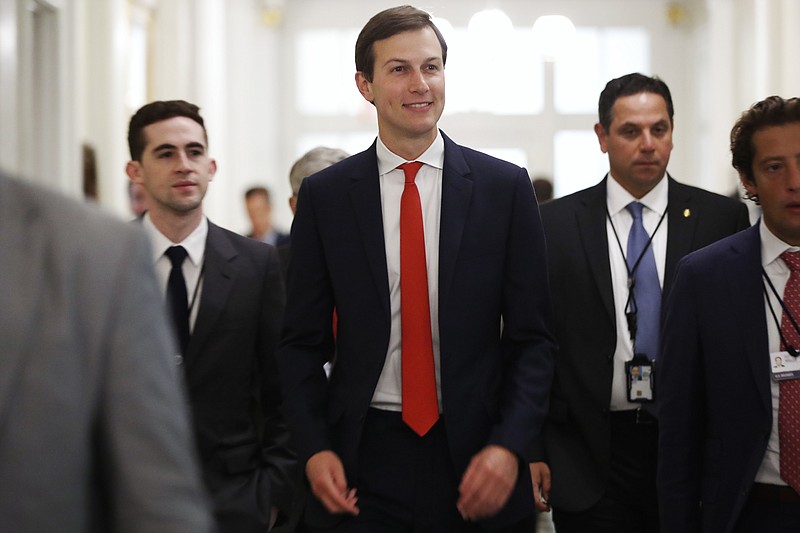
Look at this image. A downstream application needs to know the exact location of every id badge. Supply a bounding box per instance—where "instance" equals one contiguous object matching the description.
[770,351,800,381]
[626,354,654,402]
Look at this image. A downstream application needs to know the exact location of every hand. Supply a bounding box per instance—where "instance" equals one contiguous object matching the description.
[457,445,519,521]
[529,462,551,512]
[305,450,359,516]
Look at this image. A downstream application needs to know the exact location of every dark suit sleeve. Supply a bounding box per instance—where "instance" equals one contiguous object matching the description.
[657,256,704,533]
[256,245,297,518]
[276,176,337,464]
[489,169,557,459]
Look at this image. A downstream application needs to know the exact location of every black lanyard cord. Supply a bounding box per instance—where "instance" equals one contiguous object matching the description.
[607,203,668,342]
[761,267,800,357]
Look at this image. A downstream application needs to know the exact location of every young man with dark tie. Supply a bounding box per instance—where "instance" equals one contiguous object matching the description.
[126,100,296,532]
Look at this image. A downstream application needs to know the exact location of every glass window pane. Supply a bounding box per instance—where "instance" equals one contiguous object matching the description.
[296,132,374,160]
[296,29,362,116]
[553,130,608,198]
[447,28,544,115]
[476,147,528,169]
[295,26,545,118]
[554,27,650,114]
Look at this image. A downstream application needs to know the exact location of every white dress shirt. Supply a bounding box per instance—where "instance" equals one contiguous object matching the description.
[142,213,207,334]
[755,220,795,486]
[606,175,668,411]
[371,133,444,412]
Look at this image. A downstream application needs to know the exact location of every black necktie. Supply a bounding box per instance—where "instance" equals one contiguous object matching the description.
[165,246,190,354]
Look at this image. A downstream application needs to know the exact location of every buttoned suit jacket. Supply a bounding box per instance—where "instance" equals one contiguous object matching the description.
[536,176,750,512]
[183,221,296,532]
[658,223,777,533]
[277,132,557,529]
[0,173,212,532]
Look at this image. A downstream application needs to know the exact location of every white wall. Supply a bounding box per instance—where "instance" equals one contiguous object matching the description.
[1,0,797,227]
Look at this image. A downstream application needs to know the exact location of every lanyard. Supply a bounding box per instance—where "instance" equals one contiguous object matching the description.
[761,267,800,357]
[607,203,668,343]
[187,259,205,325]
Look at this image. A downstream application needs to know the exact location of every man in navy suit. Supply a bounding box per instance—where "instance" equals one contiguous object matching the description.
[277,5,556,532]
[126,100,296,532]
[658,96,800,532]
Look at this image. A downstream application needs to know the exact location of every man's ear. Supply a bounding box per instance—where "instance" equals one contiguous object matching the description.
[594,123,609,154]
[740,172,758,199]
[126,161,143,184]
[355,71,374,104]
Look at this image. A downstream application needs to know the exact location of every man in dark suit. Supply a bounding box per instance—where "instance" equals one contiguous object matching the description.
[277,6,556,532]
[530,73,750,532]
[126,100,296,532]
[658,96,800,532]
[0,171,212,532]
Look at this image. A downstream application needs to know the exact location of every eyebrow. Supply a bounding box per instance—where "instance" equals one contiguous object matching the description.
[384,56,442,66]
[617,119,669,129]
[152,142,205,152]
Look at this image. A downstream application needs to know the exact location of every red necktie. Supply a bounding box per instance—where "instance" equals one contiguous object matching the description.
[399,162,439,436]
[778,251,800,494]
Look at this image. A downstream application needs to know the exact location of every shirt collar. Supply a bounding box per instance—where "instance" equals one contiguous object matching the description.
[760,218,800,269]
[606,172,669,217]
[376,130,445,177]
[143,213,208,267]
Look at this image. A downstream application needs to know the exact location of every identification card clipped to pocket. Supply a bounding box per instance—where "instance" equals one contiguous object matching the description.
[626,354,654,402]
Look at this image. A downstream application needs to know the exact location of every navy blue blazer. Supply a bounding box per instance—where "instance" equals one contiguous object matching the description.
[277,132,557,528]
[658,223,773,532]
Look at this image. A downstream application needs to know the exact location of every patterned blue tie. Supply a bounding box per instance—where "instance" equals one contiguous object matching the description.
[626,202,661,360]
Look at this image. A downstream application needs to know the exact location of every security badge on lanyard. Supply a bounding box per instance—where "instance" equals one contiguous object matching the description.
[624,275,655,402]
[626,356,654,402]
[762,268,800,381]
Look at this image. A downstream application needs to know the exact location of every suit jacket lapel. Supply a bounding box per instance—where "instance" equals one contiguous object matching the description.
[438,134,472,311]
[0,178,45,431]
[186,222,237,366]
[577,179,615,323]
[665,177,697,296]
[348,145,391,317]
[731,224,773,415]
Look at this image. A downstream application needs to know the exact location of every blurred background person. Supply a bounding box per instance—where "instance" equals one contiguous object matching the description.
[128,179,149,217]
[245,185,289,246]
[280,146,350,277]
[288,146,351,215]
[531,176,554,204]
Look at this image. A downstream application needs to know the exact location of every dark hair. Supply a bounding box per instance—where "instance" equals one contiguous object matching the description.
[597,73,674,132]
[355,5,447,82]
[245,186,271,202]
[731,96,800,202]
[127,100,207,161]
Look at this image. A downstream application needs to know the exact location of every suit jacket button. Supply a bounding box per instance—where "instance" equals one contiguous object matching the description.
[175,354,184,365]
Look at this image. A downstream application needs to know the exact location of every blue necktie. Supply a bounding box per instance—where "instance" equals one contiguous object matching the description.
[626,202,661,360]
